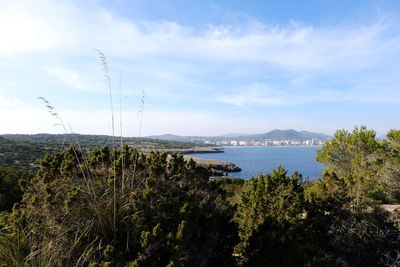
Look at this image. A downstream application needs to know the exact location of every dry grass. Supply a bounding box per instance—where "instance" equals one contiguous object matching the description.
[19,51,140,264]
[381,204,400,213]
[183,156,234,166]
[0,51,151,266]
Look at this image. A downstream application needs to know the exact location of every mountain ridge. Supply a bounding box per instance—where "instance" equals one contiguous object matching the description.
[147,129,330,142]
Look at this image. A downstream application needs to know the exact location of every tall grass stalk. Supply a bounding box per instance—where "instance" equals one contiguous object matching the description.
[131,90,145,189]
[37,97,96,199]
[118,71,126,192]
[95,49,117,240]
[24,53,147,264]
[35,98,117,265]
[37,97,67,133]
[138,90,145,138]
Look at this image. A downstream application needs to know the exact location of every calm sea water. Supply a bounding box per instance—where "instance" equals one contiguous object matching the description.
[190,146,323,180]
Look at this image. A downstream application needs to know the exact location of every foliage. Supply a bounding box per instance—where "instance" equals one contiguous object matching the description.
[211,177,245,206]
[380,130,400,202]
[0,134,201,171]
[2,133,200,150]
[0,137,60,170]
[1,126,400,266]
[316,126,398,207]
[235,167,304,251]
[0,145,236,266]
[0,167,33,211]
[234,167,333,266]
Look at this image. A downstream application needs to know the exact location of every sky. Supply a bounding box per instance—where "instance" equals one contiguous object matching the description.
[1,0,400,137]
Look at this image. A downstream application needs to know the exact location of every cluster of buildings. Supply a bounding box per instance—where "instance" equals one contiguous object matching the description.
[192,139,323,146]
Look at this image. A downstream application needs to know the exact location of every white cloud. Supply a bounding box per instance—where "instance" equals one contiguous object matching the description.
[215,83,286,107]
[0,107,327,136]
[1,0,399,72]
[0,1,399,136]
[0,79,16,89]
[46,66,91,92]
[216,94,284,107]
[0,104,397,137]
[215,82,400,107]
[0,0,78,55]
[0,107,61,134]
[0,96,21,107]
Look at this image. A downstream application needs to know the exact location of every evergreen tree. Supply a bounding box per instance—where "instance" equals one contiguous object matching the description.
[316,126,386,207]
[0,146,237,266]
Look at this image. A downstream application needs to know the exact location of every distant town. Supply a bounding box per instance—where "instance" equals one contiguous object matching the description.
[191,138,324,146]
[146,129,330,147]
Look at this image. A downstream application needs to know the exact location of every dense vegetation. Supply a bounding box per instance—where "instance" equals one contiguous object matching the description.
[2,134,200,149]
[0,167,33,212]
[0,134,200,170]
[0,126,400,266]
[0,137,61,169]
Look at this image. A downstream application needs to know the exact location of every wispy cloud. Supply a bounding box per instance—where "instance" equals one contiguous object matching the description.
[1,1,399,71]
[216,94,284,107]
[0,0,77,55]
[46,66,92,92]
[215,82,400,108]
[5,105,394,136]
[0,106,334,136]
[1,1,400,135]
[0,96,21,107]
[215,83,287,107]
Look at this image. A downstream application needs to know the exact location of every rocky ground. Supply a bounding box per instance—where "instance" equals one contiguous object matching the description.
[183,156,241,177]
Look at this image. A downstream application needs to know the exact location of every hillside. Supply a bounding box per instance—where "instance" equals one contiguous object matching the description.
[0,137,60,169]
[0,134,201,170]
[242,129,330,141]
[1,134,200,149]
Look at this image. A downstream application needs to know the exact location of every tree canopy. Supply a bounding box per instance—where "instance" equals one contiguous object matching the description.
[1,126,400,266]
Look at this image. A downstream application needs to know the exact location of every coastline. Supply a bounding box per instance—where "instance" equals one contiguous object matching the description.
[155,147,240,177]
[217,145,323,148]
[186,146,323,180]
[183,155,241,177]
[145,147,224,154]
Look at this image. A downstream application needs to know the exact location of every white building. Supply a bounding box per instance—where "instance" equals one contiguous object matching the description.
[311,139,321,145]
[272,141,281,146]
[252,141,264,146]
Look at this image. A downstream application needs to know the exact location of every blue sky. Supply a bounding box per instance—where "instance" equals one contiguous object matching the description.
[1,0,400,136]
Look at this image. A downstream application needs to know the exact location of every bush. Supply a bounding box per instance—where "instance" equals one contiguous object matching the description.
[0,146,237,266]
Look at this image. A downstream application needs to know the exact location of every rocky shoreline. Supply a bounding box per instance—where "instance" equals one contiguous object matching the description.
[164,147,224,154]
[154,147,240,177]
[142,147,224,154]
[183,156,241,177]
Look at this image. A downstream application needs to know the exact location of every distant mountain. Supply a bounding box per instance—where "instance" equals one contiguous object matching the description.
[243,129,330,141]
[219,133,245,138]
[146,129,330,142]
[299,130,331,140]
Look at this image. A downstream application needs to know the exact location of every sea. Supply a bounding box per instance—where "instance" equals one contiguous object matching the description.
[189,146,323,181]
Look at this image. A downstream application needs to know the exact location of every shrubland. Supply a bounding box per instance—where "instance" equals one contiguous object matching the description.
[0,134,200,170]
[0,126,400,266]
